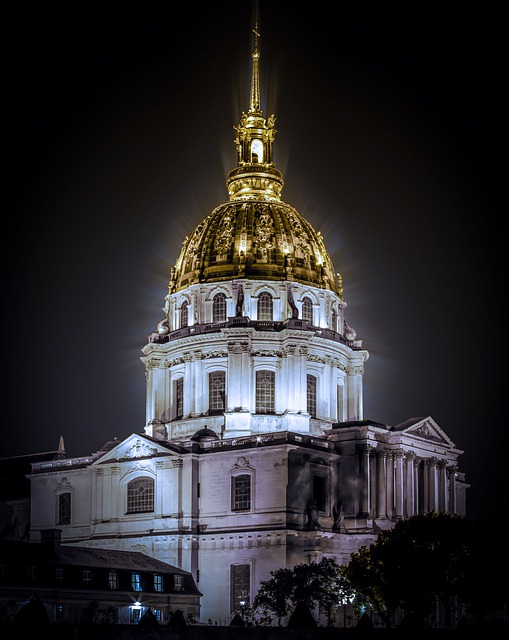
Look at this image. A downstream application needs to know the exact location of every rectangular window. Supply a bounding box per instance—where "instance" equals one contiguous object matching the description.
[176,378,184,420]
[27,566,36,579]
[58,492,71,525]
[126,477,155,514]
[154,574,163,592]
[173,574,183,592]
[82,570,93,585]
[154,609,162,622]
[232,474,251,511]
[255,370,275,414]
[108,571,118,590]
[56,568,65,583]
[313,474,326,512]
[132,572,142,591]
[231,564,250,613]
[209,370,225,413]
[307,374,317,418]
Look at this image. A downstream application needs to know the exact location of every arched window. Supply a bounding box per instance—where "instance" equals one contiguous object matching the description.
[331,308,338,332]
[175,377,184,420]
[302,297,313,323]
[126,477,154,514]
[251,139,263,163]
[307,374,317,418]
[58,492,71,525]
[231,474,251,510]
[256,370,275,414]
[181,300,188,328]
[213,293,227,322]
[257,292,273,321]
[209,370,225,414]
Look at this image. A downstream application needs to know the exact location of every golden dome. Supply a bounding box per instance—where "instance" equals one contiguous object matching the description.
[168,27,342,299]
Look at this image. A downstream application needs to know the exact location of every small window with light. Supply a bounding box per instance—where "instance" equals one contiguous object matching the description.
[173,574,184,592]
[154,574,163,592]
[132,572,142,591]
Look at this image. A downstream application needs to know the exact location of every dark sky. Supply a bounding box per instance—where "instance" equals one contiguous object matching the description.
[3,4,504,526]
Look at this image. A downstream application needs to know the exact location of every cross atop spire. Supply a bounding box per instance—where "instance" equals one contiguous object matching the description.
[249,23,262,115]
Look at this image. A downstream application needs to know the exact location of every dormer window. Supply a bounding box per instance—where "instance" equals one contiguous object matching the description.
[251,139,263,163]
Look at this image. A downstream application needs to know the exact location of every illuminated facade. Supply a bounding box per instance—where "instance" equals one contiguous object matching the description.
[27,27,468,624]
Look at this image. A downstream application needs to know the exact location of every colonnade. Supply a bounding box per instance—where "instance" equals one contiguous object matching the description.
[359,445,458,519]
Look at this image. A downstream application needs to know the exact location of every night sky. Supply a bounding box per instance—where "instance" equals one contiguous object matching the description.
[4,4,504,526]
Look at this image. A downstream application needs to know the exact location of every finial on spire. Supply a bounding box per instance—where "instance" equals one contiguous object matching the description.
[249,22,261,115]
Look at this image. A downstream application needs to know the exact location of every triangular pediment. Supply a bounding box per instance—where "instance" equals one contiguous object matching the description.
[92,433,177,465]
[399,417,454,446]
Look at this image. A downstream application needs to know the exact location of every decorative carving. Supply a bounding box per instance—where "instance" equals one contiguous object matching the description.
[125,440,157,459]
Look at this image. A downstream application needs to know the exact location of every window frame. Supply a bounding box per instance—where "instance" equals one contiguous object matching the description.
[231,473,251,511]
[257,292,273,321]
[126,476,155,514]
[255,369,275,414]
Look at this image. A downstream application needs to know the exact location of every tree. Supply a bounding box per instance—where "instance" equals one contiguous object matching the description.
[344,512,488,628]
[252,557,355,626]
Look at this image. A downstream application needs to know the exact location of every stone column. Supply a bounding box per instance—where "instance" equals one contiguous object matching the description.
[227,341,242,410]
[394,450,404,519]
[376,450,387,519]
[183,352,193,418]
[428,457,438,512]
[438,459,448,513]
[405,452,416,516]
[240,341,251,410]
[386,452,394,519]
[369,450,377,518]
[191,351,202,417]
[298,346,308,413]
[414,458,421,514]
[359,445,371,518]
[423,460,430,513]
[448,466,458,514]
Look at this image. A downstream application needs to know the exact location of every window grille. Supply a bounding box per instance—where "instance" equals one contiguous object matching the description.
[256,370,275,413]
[302,296,313,323]
[108,571,119,590]
[58,492,71,525]
[209,370,225,413]
[307,374,317,418]
[131,572,142,591]
[231,564,250,613]
[174,574,184,592]
[213,293,227,322]
[232,474,251,510]
[175,377,184,420]
[257,292,273,320]
[181,301,188,328]
[127,477,155,513]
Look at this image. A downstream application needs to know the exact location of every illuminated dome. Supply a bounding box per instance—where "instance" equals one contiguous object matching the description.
[169,31,342,299]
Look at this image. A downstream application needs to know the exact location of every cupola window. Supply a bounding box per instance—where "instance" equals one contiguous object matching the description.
[251,139,263,163]
[181,301,188,328]
[257,292,273,321]
[331,307,338,332]
[302,297,313,324]
[213,293,227,322]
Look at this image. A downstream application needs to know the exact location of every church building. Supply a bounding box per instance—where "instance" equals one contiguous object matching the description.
[26,24,468,624]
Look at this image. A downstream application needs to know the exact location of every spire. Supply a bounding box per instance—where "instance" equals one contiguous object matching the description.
[227,16,283,201]
[56,435,66,459]
[249,24,262,115]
